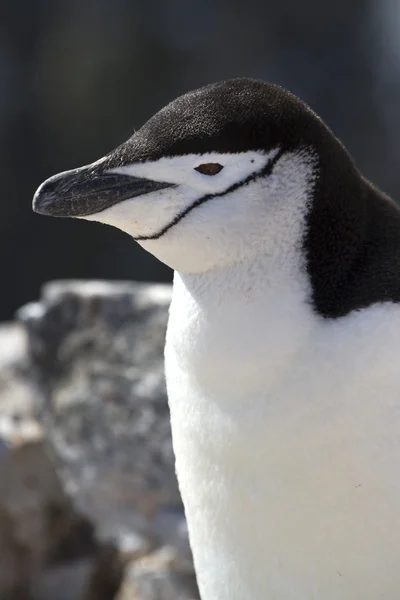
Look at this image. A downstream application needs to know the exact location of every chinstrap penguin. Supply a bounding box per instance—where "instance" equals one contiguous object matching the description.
[33,78,400,600]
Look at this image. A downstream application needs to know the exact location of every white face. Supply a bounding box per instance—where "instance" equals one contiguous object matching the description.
[80,148,317,273]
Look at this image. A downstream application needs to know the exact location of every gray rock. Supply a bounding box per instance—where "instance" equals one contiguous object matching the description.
[18,281,190,559]
[0,323,41,448]
[116,547,199,600]
[0,322,97,600]
[30,557,93,600]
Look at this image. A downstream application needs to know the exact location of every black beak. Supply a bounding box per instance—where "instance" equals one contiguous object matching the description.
[33,164,175,217]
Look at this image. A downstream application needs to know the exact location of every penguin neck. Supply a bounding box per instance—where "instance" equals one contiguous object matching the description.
[168,248,314,403]
[175,249,308,304]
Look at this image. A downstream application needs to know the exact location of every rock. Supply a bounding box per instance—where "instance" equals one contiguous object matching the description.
[30,557,93,600]
[0,323,41,449]
[0,322,97,600]
[82,543,126,600]
[18,280,193,568]
[116,547,199,600]
[10,279,202,599]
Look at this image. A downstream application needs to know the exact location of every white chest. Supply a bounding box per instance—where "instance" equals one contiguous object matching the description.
[165,272,400,600]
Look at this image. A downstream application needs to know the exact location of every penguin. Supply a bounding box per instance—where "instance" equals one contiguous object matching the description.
[33,78,400,600]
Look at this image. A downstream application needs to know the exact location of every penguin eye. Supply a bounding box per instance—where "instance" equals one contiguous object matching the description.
[194,163,223,176]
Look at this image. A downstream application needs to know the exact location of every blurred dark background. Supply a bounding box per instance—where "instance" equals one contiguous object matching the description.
[1,0,400,320]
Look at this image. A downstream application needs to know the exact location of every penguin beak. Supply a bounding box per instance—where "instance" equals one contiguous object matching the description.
[33,165,175,218]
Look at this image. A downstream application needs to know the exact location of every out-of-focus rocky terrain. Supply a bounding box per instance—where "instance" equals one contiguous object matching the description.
[0,280,198,600]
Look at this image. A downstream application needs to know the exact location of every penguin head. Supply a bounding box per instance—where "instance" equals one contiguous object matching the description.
[33,78,353,273]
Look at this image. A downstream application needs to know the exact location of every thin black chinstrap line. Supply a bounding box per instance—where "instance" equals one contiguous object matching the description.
[134,148,285,241]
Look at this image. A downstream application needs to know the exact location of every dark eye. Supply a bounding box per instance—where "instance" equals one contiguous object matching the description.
[194,163,223,176]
